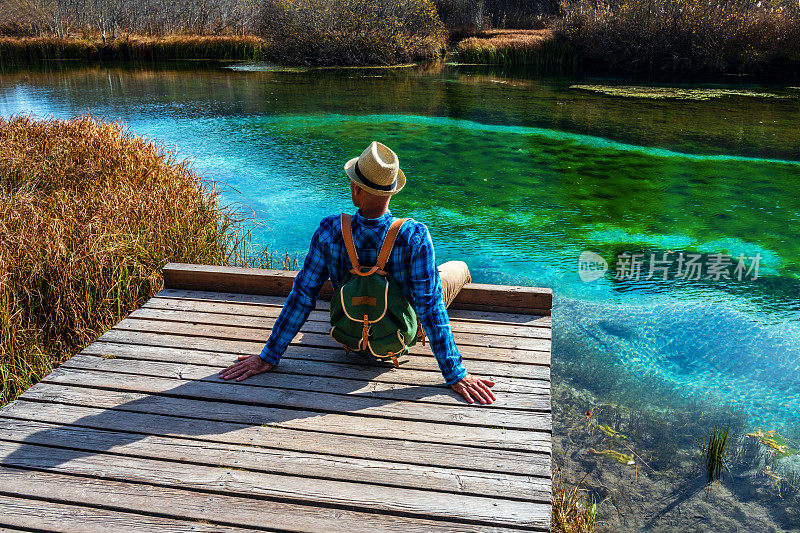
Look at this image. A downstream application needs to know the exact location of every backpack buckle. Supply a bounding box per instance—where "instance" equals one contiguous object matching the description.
[360,314,370,350]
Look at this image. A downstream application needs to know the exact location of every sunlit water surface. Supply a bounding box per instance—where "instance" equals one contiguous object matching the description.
[2,62,799,441]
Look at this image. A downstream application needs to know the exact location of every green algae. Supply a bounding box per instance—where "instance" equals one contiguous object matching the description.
[570,84,788,100]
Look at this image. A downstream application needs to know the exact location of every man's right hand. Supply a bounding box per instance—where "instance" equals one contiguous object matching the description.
[451,373,496,404]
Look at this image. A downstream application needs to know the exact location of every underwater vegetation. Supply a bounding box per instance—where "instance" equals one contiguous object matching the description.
[553,379,800,529]
[703,426,730,488]
[569,85,789,100]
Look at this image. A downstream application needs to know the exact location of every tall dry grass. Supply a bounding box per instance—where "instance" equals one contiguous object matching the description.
[0,34,269,64]
[555,0,800,76]
[0,115,292,406]
[456,29,578,72]
[258,0,447,66]
[552,468,600,532]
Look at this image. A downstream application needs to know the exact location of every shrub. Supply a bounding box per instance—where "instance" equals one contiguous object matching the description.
[0,115,281,406]
[435,0,558,33]
[554,0,800,76]
[258,0,446,66]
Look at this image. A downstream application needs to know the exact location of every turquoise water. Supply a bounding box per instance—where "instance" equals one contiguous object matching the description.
[2,62,799,439]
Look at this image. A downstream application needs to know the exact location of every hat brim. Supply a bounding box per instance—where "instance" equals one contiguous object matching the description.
[344,157,405,197]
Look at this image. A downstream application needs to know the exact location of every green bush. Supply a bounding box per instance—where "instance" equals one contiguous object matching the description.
[258,0,446,65]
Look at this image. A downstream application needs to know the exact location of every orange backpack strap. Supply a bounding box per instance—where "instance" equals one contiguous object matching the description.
[341,213,360,271]
[376,218,409,271]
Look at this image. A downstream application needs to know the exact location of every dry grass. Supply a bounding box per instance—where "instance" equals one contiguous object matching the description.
[0,115,290,406]
[555,0,800,76]
[552,468,601,532]
[455,29,578,72]
[0,34,269,63]
[258,0,446,66]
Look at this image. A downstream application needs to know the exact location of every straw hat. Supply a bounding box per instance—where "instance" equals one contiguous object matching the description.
[344,141,406,197]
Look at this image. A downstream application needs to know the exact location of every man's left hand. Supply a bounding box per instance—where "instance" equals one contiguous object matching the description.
[451,373,496,404]
[219,354,273,382]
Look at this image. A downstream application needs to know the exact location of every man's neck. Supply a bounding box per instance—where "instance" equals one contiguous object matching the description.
[358,206,389,219]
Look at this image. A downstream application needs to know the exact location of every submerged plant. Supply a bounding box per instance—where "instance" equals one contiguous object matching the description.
[703,426,730,487]
[589,448,635,466]
[747,429,800,459]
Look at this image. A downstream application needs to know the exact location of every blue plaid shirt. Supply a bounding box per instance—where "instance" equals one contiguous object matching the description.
[259,209,468,385]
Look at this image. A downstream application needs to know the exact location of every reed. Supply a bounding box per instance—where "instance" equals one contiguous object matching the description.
[455,29,579,73]
[704,425,730,487]
[0,35,270,64]
[0,114,289,406]
[552,468,600,532]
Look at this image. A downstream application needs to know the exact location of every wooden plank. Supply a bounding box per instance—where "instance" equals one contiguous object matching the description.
[96,330,551,381]
[18,383,550,452]
[40,366,547,431]
[142,297,552,338]
[0,492,260,533]
[81,341,551,393]
[0,418,549,500]
[112,317,553,362]
[0,400,550,476]
[62,352,550,411]
[125,309,551,350]
[0,467,539,533]
[156,288,552,327]
[162,263,553,315]
[0,441,551,528]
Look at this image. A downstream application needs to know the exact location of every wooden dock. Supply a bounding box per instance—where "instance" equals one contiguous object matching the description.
[0,263,553,532]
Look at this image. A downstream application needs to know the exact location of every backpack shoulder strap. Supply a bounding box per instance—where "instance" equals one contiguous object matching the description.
[341,213,360,271]
[376,218,410,271]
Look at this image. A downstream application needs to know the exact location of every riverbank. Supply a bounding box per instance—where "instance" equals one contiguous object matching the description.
[0,115,293,407]
[0,35,270,63]
[453,0,800,78]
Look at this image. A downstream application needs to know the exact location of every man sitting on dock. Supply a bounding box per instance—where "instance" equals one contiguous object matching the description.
[220,141,496,405]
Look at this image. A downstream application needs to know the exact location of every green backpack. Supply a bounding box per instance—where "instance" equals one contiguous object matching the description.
[329,213,420,368]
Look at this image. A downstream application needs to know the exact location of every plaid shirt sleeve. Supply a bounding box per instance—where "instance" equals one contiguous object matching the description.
[406,226,468,386]
[259,223,329,366]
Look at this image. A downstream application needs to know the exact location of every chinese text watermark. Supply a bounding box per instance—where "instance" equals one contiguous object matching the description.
[579,251,761,282]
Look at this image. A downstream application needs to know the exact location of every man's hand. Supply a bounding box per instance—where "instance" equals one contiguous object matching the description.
[451,374,496,405]
[219,354,273,382]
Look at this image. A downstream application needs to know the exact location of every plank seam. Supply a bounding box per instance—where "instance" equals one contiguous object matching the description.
[0,433,550,503]
[89,337,553,378]
[10,395,552,453]
[0,462,549,530]
[0,414,552,478]
[143,299,554,334]
[62,358,552,414]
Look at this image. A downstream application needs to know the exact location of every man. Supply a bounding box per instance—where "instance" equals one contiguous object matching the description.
[220,141,496,405]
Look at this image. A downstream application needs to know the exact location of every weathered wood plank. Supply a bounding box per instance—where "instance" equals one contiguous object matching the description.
[0,419,550,500]
[0,400,550,476]
[62,352,550,411]
[0,467,541,533]
[162,263,553,315]
[0,492,260,533]
[0,441,551,528]
[142,297,552,338]
[156,288,552,327]
[96,331,551,381]
[41,366,548,430]
[112,317,553,363]
[81,341,551,393]
[18,384,550,452]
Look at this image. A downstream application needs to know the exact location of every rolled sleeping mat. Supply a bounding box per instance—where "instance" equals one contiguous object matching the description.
[437,260,471,309]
